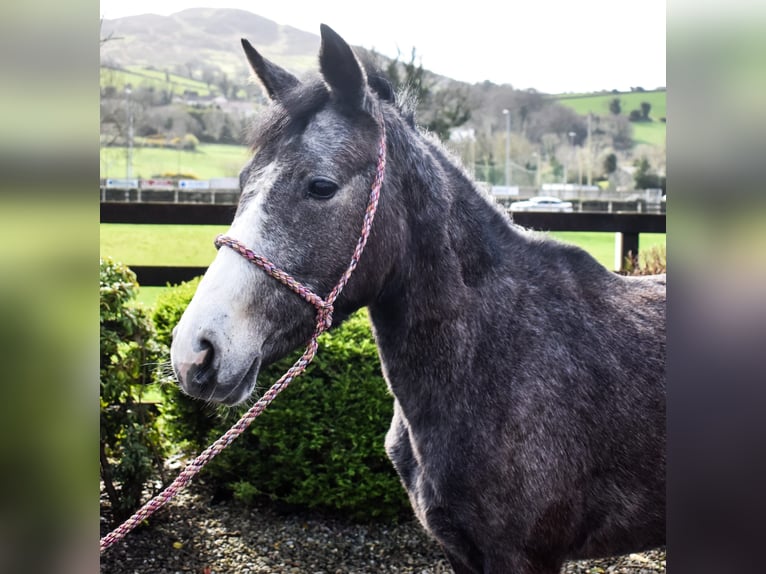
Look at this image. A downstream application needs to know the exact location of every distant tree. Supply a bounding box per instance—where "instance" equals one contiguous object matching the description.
[184,59,202,80]
[641,102,651,120]
[603,115,633,150]
[525,105,586,146]
[513,89,546,136]
[386,46,429,103]
[217,73,230,99]
[425,87,472,141]
[633,156,662,189]
[202,67,217,90]
[381,47,469,141]
[603,153,617,176]
[550,156,564,180]
[181,133,199,150]
[219,122,235,144]
[609,98,622,115]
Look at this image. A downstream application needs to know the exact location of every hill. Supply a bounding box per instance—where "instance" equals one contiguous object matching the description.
[101,8,319,82]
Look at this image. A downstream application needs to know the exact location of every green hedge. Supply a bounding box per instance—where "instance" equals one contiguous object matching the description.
[100,259,165,523]
[154,281,410,521]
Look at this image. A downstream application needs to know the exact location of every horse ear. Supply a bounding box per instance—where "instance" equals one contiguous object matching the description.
[319,24,366,107]
[241,38,299,101]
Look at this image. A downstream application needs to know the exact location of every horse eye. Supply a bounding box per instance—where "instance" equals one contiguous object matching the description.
[308,177,339,199]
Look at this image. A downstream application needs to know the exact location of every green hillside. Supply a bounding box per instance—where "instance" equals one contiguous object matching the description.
[100,66,217,97]
[555,90,666,147]
[100,8,320,80]
[556,91,665,117]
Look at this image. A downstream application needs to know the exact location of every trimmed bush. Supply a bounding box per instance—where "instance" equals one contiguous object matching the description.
[153,277,220,448]
[153,280,410,521]
[621,244,667,276]
[100,259,165,523]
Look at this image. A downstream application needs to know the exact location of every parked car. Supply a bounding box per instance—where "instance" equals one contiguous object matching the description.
[508,196,574,212]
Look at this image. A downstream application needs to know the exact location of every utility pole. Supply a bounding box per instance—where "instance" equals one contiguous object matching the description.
[567,131,576,185]
[125,86,134,181]
[533,151,541,189]
[503,109,511,187]
[588,112,593,185]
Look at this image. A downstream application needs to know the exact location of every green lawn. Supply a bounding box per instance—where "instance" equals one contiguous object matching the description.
[101,224,666,309]
[100,143,250,180]
[100,224,227,266]
[101,223,228,308]
[549,232,666,269]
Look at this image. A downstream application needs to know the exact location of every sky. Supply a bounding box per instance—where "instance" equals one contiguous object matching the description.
[100,0,666,94]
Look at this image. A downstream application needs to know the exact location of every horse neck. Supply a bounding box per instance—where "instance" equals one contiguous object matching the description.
[368,120,522,393]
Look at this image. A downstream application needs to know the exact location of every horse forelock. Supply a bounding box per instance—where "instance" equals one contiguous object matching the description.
[246,61,417,154]
[247,77,330,151]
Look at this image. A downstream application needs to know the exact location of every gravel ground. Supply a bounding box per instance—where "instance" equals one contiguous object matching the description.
[100,481,665,574]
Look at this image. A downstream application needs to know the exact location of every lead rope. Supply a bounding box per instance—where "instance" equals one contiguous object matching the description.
[100,122,386,553]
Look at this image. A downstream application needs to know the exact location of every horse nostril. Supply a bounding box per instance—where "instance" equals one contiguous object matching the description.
[179,338,216,390]
[196,338,214,372]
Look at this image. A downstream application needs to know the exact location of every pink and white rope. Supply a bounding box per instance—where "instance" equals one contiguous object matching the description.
[100,123,386,553]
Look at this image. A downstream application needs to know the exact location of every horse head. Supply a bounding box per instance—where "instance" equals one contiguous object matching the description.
[171,25,392,405]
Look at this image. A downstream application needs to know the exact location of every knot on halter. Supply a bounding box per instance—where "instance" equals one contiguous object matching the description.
[316,300,334,332]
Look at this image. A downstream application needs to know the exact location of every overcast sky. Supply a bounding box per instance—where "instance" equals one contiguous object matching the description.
[100,0,666,94]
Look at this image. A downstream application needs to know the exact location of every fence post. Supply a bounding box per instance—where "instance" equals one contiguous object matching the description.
[614,232,639,272]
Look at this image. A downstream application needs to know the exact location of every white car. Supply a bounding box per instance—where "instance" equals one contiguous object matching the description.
[508,196,574,212]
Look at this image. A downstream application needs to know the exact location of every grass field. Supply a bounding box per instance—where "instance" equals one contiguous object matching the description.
[101,225,666,308]
[555,90,666,147]
[556,91,666,118]
[101,66,217,98]
[629,122,666,148]
[100,143,251,180]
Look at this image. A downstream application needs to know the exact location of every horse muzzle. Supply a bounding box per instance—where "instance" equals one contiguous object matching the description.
[171,329,261,406]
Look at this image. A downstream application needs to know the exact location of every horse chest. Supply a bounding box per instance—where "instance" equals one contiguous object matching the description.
[383,396,479,513]
[384,401,443,523]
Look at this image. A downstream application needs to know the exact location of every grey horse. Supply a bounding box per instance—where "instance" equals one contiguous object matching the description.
[171,24,666,574]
